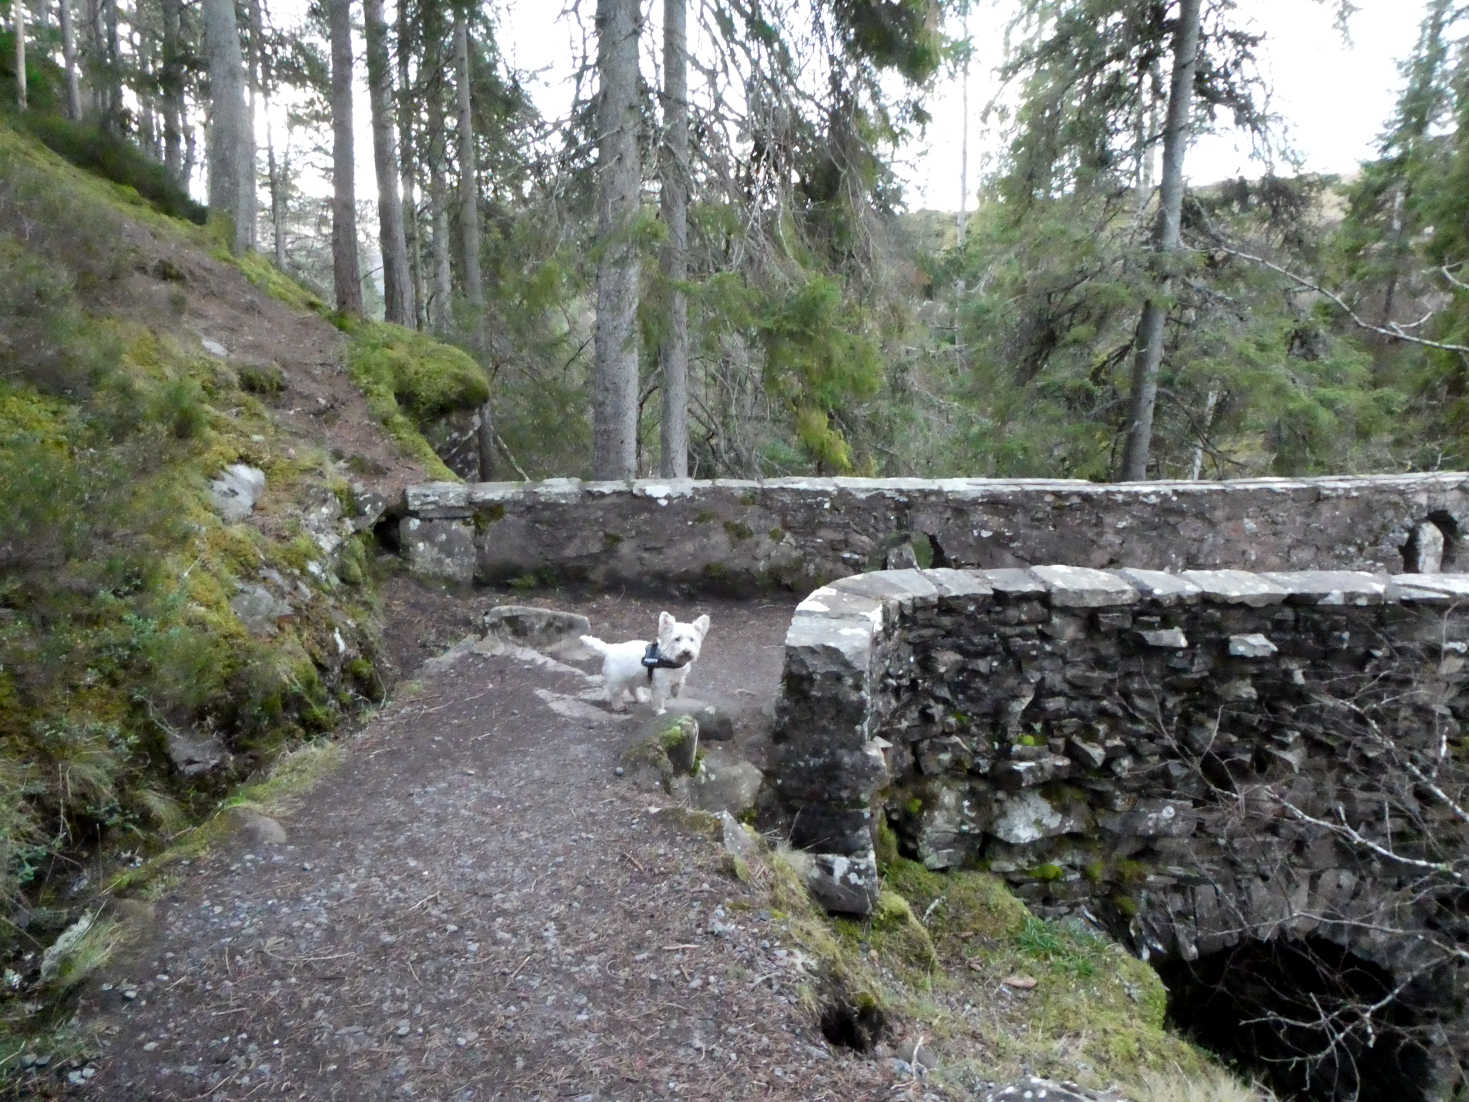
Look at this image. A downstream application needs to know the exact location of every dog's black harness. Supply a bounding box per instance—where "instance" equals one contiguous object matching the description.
[642,643,686,683]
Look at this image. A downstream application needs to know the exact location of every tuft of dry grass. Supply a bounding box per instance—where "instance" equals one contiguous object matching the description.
[1131,1065,1274,1102]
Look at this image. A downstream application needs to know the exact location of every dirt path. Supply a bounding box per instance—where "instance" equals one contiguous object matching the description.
[70,586,914,1101]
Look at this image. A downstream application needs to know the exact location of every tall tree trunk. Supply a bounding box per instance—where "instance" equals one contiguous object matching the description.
[1187,385,1220,480]
[657,0,688,477]
[268,131,286,267]
[454,9,484,321]
[135,30,157,156]
[956,15,969,248]
[426,76,453,332]
[203,0,252,255]
[101,0,120,131]
[1133,61,1162,225]
[593,0,641,479]
[159,0,182,178]
[58,0,80,119]
[84,0,102,117]
[1119,0,1201,482]
[453,7,490,477]
[14,0,27,109]
[329,0,363,312]
[261,4,287,274]
[364,0,413,325]
[241,0,264,252]
[397,0,426,329]
[184,118,197,187]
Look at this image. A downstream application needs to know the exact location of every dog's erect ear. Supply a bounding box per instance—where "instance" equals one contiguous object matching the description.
[658,611,674,633]
[693,614,710,638]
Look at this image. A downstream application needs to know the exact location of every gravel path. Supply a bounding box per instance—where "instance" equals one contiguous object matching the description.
[71,591,912,1100]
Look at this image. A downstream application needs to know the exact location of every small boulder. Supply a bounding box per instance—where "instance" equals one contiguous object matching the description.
[348,484,391,532]
[719,811,760,865]
[222,807,288,846]
[665,700,734,741]
[621,715,701,794]
[209,463,266,522]
[482,606,591,650]
[784,848,881,915]
[164,726,229,777]
[39,914,94,984]
[230,583,293,637]
[692,750,764,817]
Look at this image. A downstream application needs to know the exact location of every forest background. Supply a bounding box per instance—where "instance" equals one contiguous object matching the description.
[9,0,1469,487]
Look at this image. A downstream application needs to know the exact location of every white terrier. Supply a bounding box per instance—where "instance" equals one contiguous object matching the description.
[580,611,711,715]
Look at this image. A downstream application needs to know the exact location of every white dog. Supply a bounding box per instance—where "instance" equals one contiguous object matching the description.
[580,611,711,715]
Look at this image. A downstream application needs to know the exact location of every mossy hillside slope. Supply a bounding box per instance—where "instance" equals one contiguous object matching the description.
[748,823,1241,1097]
[0,121,483,984]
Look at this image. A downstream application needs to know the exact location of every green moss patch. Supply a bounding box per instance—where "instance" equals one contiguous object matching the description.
[343,318,488,479]
[861,854,1214,1090]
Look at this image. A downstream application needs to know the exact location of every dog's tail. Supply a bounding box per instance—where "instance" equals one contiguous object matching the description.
[578,634,609,656]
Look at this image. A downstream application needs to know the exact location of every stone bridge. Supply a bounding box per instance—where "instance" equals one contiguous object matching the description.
[394,473,1469,1098]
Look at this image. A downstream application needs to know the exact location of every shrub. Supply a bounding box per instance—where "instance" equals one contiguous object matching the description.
[18,114,206,224]
[0,30,63,114]
[0,238,122,397]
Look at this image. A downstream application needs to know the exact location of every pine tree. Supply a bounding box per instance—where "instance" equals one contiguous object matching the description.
[364,0,414,325]
[1119,0,1201,480]
[592,0,641,479]
[329,0,363,312]
[203,0,252,255]
[658,0,689,478]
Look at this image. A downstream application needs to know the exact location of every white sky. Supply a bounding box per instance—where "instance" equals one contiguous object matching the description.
[900,0,1428,209]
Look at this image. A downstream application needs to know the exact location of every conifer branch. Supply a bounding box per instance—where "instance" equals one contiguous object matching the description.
[1208,240,1469,354]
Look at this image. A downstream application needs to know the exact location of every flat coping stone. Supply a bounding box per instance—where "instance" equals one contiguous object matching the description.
[1387,574,1469,603]
[982,568,1049,597]
[794,587,890,627]
[831,570,940,608]
[920,568,995,600]
[1116,568,1204,605]
[784,613,878,667]
[1030,565,1140,608]
[1179,569,1290,607]
[403,481,470,517]
[1260,570,1390,606]
[634,480,699,502]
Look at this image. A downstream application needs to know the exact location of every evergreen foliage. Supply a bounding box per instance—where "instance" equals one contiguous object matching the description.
[16,112,205,223]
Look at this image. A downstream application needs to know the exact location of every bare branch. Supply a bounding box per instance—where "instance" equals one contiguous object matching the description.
[1210,240,1469,354]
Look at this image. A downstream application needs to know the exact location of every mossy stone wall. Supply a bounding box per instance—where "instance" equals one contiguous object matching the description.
[769,565,1469,1092]
[397,472,1469,590]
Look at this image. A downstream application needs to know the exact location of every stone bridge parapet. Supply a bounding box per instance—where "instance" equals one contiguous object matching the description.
[770,565,1469,1081]
[396,472,1469,590]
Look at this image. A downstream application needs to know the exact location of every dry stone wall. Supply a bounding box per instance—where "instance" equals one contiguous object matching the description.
[770,566,1469,1075]
[396,473,1469,591]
